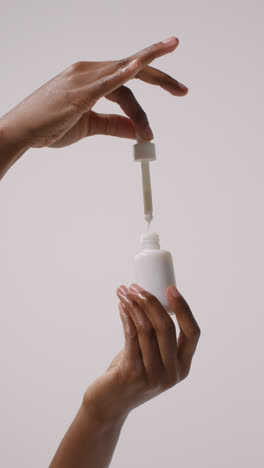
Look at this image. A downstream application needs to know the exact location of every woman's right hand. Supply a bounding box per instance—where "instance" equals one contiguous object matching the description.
[83,283,200,425]
[0,37,187,153]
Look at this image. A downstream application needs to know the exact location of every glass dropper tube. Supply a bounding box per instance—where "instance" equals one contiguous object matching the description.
[134,132,156,231]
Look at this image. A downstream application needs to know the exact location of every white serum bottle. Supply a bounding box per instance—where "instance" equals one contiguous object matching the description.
[133,231,176,315]
[133,134,176,314]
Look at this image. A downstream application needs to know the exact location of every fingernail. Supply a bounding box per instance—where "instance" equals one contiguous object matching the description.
[178,82,188,93]
[169,285,181,298]
[129,283,144,293]
[117,287,133,304]
[143,126,154,139]
[119,285,129,295]
[161,36,177,45]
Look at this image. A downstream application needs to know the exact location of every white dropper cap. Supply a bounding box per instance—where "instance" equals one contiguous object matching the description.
[133,133,156,224]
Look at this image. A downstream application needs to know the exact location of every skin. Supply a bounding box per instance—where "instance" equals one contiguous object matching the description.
[0,36,187,179]
[0,36,201,467]
[50,284,200,468]
[85,284,201,421]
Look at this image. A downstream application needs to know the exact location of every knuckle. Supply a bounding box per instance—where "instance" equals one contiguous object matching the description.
[68,61,86,75]
[124,299,136,313]
[137,321,154,337]
[118,57,129,68]
[103,113,112,136]
[133,108,148,125]
[115,84,148,124]
[99,75,114,93]
[119,85,133,99]
[127,328,138,341]
[192,325,201,340]
[158,318,175,336]
[95,77,106,92]
[141,290,157,306]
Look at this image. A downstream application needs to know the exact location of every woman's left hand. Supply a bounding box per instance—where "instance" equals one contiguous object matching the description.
[83,283,200,425]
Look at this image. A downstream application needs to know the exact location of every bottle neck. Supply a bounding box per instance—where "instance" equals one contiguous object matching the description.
[140,232,160,250]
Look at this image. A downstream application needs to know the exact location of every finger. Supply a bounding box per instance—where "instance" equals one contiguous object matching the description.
[166,285,201,374]
[87,36,179,80]
[87,111,137,139]
[118,302,143,364]
[66,36,181,94]
[48,111,137,148]
[127,284,178,376]
[85,58,143,105]
[135,65,188,96]
[124,36,179,69]
[106,86,153,140]
[116,286,164,380]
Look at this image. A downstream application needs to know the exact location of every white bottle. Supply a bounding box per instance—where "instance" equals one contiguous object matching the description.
[133,231,176,315]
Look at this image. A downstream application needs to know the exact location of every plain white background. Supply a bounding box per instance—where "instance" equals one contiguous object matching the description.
[0,0,263,466]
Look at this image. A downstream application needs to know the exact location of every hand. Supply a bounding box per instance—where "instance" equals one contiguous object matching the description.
[83,283,200,425]
[0,36,187,151]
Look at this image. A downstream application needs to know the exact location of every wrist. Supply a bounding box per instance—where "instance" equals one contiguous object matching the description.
[82,389,129,431]
[0,114,30,178]
[0,112,30,153]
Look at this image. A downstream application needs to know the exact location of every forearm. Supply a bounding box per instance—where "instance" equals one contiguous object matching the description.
[0,115,29,180]
[49,396,127,468]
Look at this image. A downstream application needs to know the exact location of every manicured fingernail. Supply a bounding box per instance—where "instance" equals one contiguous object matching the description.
[129,283,144,293]
[161,36,177,45]
[169,285,181,298]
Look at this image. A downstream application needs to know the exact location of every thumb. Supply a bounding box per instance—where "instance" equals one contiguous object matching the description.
[86,58,142,104]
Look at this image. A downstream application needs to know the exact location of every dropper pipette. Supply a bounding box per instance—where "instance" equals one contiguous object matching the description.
[133,133,156,230]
